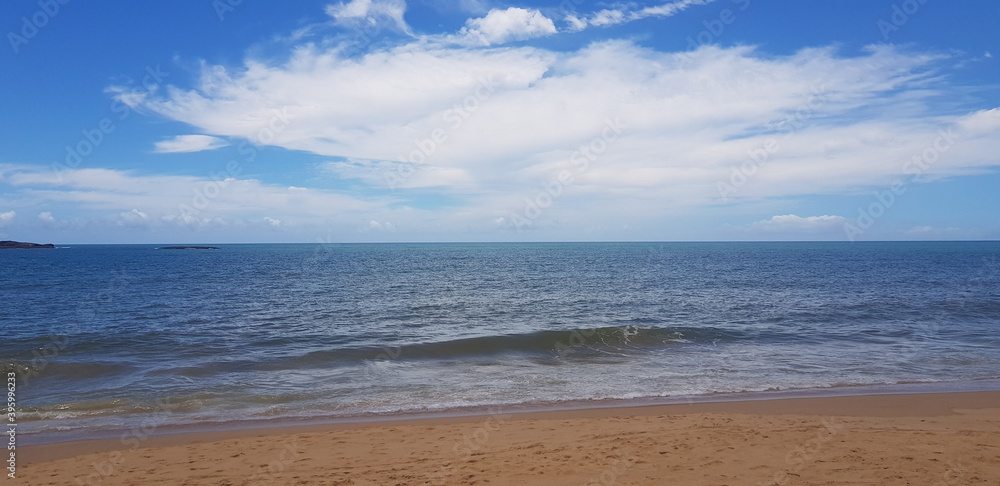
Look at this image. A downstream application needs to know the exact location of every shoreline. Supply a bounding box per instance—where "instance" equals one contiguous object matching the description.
[18,389,1000,484]
[20,377,1000,449]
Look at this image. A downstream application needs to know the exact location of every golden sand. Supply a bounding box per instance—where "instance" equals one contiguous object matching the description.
[19,391,1000,485]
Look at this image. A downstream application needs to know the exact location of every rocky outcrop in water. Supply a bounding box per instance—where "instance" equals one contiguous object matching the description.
[157,246,221,250]
[0,240,55,249]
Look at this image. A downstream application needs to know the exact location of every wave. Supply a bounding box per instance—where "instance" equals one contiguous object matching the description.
[281,325,750,367]
[2,360,136,381]
[7,322,838,386]
[17,398,160,422]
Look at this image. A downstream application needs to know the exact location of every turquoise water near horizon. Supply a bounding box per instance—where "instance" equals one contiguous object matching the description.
[3,241,999,443]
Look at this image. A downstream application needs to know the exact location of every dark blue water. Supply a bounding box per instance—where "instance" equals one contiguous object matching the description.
[2,242,999,441]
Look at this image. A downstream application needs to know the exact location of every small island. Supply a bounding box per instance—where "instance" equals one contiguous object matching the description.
[0,240,55,249]
[157,246,221,250]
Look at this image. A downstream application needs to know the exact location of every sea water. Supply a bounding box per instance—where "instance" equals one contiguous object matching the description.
[3,241,999,443]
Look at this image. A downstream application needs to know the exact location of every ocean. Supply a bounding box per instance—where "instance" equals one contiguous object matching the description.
[3,241,999,444]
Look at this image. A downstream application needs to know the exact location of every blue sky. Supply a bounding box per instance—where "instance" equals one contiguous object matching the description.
[1,0,997,243]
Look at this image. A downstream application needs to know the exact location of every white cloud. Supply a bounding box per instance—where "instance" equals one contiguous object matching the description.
[153,135,230,153]
[956,108,1000,135]
[118,208,149,226]
[753,214,847,231]
[588,9,626,27]
[0,211,14,226]
[565,0,714,31]
[324,158,473,189]
[905,225,961,238]
[458,8,557,46]
[367,219,396,231]
[563,14,587,32]
[326,0,412,35]
[103,26,1000,239]
[38,212,54,223]
[639,0,716,16]
[126,43,553,162]
[127,41,1000,202]
[1,165,395,233]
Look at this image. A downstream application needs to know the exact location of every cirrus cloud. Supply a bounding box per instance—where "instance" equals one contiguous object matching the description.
[326,0,413,35]
[565,0,715,31]
[153,135,230,153]
[116,39,1000,214]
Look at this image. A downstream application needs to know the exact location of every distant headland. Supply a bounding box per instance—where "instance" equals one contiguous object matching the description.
[157,246,221,250]
[0,240,55,249]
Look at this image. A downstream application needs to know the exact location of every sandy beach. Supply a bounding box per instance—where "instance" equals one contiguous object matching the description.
[17,391,1000,485]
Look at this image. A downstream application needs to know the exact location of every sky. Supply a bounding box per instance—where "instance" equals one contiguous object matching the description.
[1,0,998,244]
